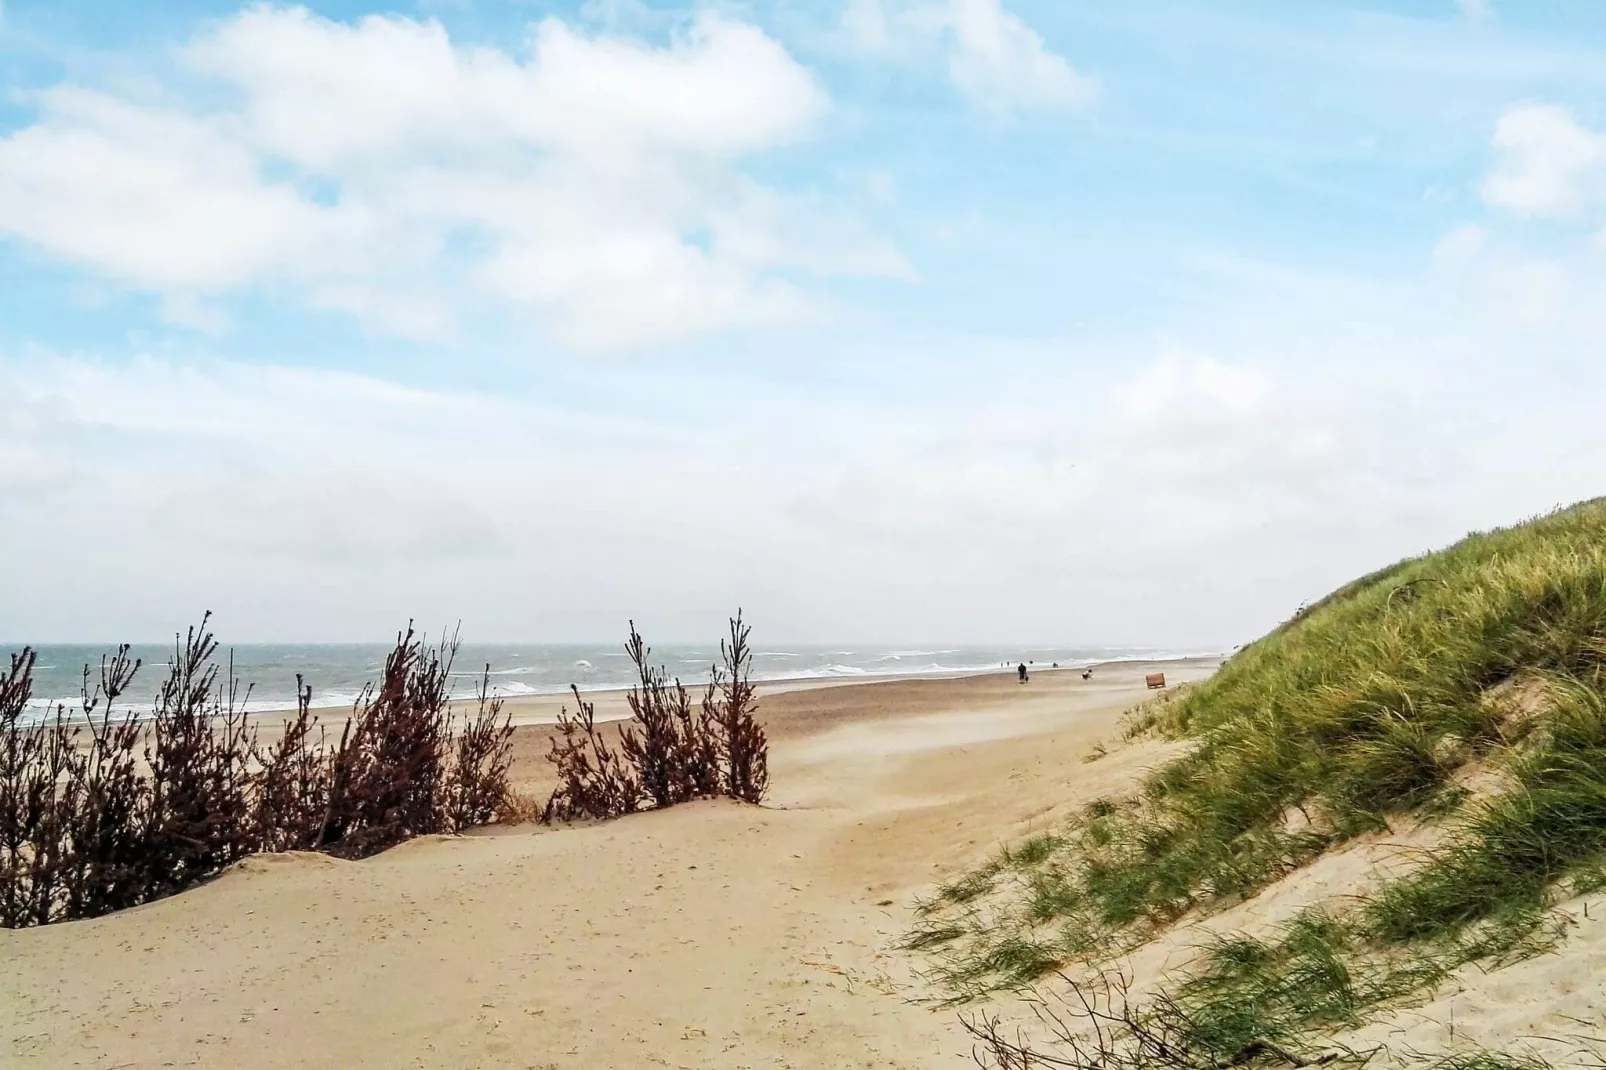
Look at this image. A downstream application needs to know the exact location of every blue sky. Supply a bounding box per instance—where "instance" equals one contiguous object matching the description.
[2,0,1605,645]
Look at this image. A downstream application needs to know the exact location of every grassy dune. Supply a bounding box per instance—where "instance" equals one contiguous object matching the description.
[911,498,1606,1066]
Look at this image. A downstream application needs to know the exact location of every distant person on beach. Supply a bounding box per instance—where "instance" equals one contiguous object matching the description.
[1082,668,1093,680]
[1017,662,1028,684]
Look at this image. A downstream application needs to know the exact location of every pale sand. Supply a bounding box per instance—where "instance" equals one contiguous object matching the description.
[0,660,1212,1069]
[7,655,1599,1069]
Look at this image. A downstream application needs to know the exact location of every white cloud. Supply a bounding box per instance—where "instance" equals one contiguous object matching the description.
[1116,350,1272,423]
[1463,106,1606,326]
[840,0,1096,113]
[1481,103,1606,219]
[1431,223,1574,325]
[1456,0,1494,21]
[1505,258,1570,324]
[946,0,1098,112]
[7,321,1604,646]
[841,0,893,53]
[187,9,825,169]
[0,87,356,291]
[1431,223,1486,270]
[0,6,902,350]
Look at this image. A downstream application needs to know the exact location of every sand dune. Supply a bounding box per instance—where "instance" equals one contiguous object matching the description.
[0,662,1214,1070]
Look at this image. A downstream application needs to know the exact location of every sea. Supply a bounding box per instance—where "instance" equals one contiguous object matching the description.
[10,642,1219,720]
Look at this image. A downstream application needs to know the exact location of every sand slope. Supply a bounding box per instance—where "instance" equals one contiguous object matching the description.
[1,663,1215,1070]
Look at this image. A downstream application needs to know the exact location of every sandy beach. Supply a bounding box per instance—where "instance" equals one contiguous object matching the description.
[0,659,1216,1070]
[6,3,1598,1065]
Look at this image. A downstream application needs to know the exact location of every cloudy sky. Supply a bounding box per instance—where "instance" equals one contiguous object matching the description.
[1,0,1604,646]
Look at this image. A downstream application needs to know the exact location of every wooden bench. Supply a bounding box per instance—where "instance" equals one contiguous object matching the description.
[1145,672,1166,690]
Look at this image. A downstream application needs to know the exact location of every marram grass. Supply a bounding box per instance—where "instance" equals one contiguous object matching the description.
[913,498,1606,1024]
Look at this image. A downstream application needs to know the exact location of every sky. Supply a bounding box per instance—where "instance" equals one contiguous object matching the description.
[1,0,1605,647]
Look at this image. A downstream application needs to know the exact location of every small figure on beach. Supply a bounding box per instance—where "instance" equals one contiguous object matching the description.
[1082,668,1093,680]
[1017,662,1029,684]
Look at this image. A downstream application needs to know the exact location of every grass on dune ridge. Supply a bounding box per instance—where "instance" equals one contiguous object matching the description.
[1122,496,1606,929]
[912,497,1606,1065]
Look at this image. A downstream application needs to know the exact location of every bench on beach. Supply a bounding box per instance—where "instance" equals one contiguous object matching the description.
[1145,672,1167,690]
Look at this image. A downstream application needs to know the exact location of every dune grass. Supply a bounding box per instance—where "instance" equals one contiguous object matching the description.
[1364,675,1606,945]
[913,498,1606,1063]
[1129,499,1606,921]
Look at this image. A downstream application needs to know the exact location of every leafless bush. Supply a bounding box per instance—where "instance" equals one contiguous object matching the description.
[255,676,334,852]
[706,611,767,805]
[142,619,258,897]
[59,647,147,919]
[0,647,78,927]
[1,617,516,928]
[495,787,546,826]
[543,684,641,823]
[620,622,711,808]
[446,668,515,831]
[542,614,770,822]
[320,625,456,859]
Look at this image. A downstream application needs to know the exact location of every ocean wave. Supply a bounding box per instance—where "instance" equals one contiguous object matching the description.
[753,661,1021,685]
[490,681,545,697]
[304,690,369,710]
[20,685,374,721]
[771,664,872,679]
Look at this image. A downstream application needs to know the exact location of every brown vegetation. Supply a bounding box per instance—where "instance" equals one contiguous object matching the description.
[0,616,513,928]
[543,611,769,822]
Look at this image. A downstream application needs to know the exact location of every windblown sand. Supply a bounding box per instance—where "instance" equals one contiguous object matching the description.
[2,664,1205,1069]
[7,658,1600,1069]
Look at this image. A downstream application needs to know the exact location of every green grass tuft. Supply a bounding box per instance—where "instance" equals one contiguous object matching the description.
[934,866,998,906]
[1003,832,1065,868]
[1424,1055,1556,1070]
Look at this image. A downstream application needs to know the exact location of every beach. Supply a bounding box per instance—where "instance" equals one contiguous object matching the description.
[0,659,1216,1070]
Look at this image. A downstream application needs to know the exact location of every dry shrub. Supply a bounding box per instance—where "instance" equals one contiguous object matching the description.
[0,616,515,928]
[543,685,640,823]
[56,647,147,920]
[542,612,769,822]
[142,623,258,897]
[707,612,768,805]
[495,788,546,826]
[320,626,455,859]
[619,622,708,808]
[255,676,335,852]
[447,669,516,831]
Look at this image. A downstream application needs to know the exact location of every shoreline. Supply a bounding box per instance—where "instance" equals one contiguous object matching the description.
[1,658,1225,1070]
[22,654,1224,727]
[445,653,1225,728]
